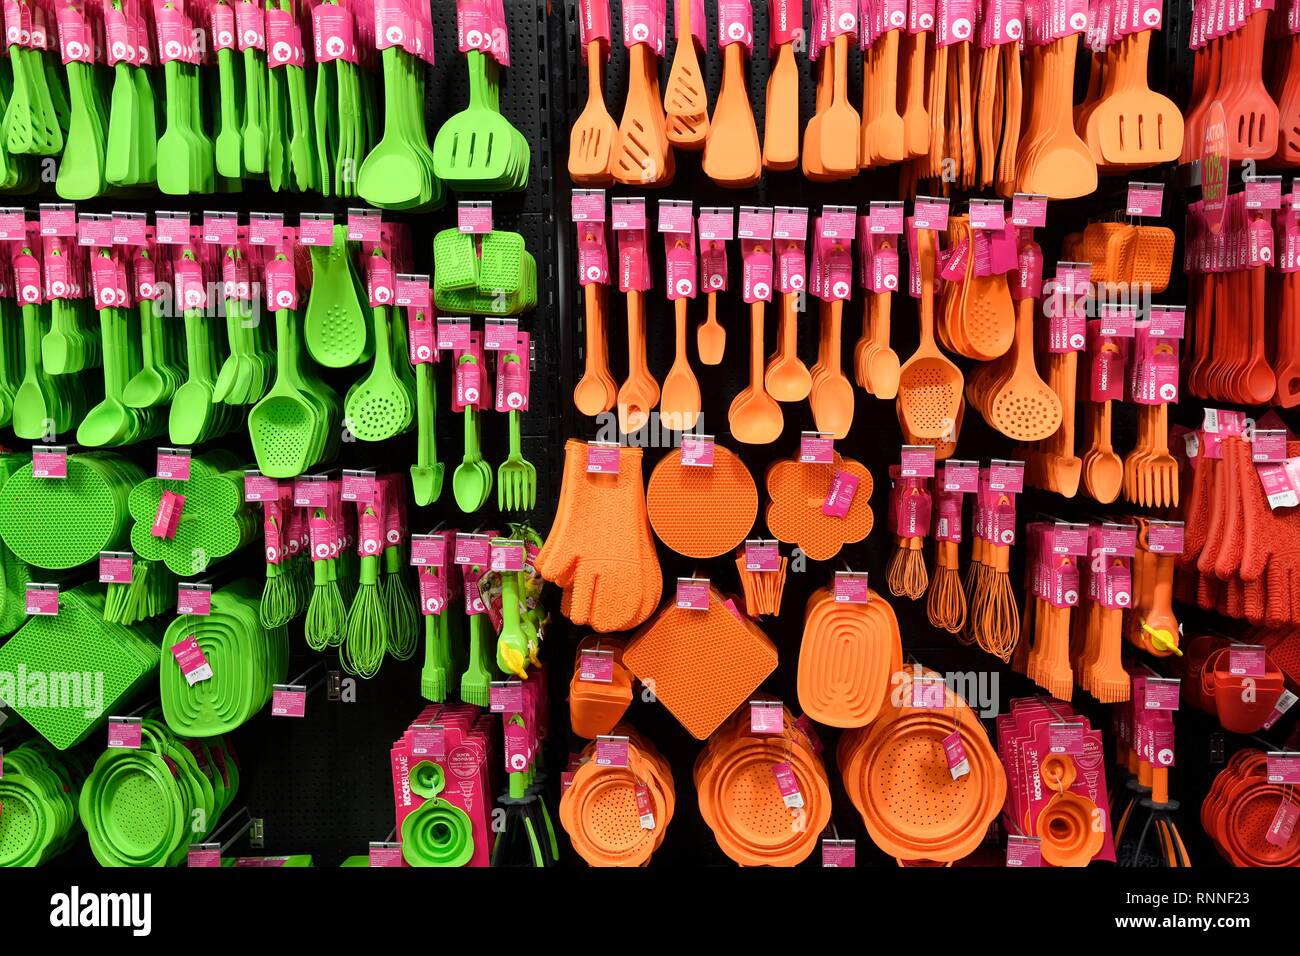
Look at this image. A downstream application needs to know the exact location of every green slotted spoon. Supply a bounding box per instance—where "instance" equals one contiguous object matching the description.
[249,306,320,478]
[304,227,370,367]
[343,300,411,442]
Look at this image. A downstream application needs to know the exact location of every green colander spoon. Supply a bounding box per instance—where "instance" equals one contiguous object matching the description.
[249,305,320,478]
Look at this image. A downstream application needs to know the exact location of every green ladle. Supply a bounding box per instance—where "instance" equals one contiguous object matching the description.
[77,305,133,447]
[168,308,216,444]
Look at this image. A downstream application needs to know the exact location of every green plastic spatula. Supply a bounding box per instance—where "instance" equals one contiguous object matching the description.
[157,58,193,194]
[105,58,139,186]
[357,46,427,208]
[55,60,106,200]
[215,45,244,178]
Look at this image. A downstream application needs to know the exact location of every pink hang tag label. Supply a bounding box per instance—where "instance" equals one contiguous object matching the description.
[799,432,834,463]
[1098,304,1136,338]
[489,681,525,714]
[25,584,58,616]
[675,578,710,610]
[1267,800,1300,847]
[366,257,395,308]
[298,214,335,246]
[1147,305,1186,339]
[341,471,376,503]
[913,197,950,230]
[235,0,265,49]
[868,202,906,237]
[1010,193,1048,228]
[108,718,143,749]
[312,2,356,63]
[968,199,1005,231]
[31,447,67,479]
[822,471,859,517]
[39,205,76,237]
[1246,177,1284,211]
[368,844,403,867]
[151,490,186,540]
[821,840,856,867]
[177,585,212,616]
[483,317,518,351]
[1267,753,1300,785]
[577,0,612,53]
[1253,429,1288,462]
[911,675,947,708]
[772,761,805,808]
[112,213,148,246]
[457,202,493,234]
[410,535,448,567]
[267,9,304,67]
[700,241,728,292]
[187,847,222,867]
[243,472,279,502]
[436,318,472,351]
[271,686,307,718]
[156,449,191,480]
[411,725,447,759]
[393,275,431,310]
[346,209,383,244]
[680,435,714,466]
[900,445,937,478]
[98,552,133,584]
[744,540,780,571]
[209,2,235,51]
[986,461,1025,493]
[869,240,900,294]
[171,636,214,685]
[408,314,435,363]
[586,443,621,473]
[935,0,976,44]
[202,211,239,246]
[578,651,614,683]
[718,1,753,49]
[634,782,656,829]
[418,567,448,615]
[1145,522,1184,554]
[698,208,735,241]
[769,0,802,45]
[248,213,284,246]
[942,460,979,493]
[833,572,870,603]
[1006,836,1043,867]
[1126,183,1164,217]
[1143,678,1180,711]
[940,236,970,282]
[1264,690,1300,730]
[943,731,971,778]
[490,539,525,572]
[54,3,92,63]
[594,735,630,767]
[621,0,665,53]
[1048,721,1087,754]
[264,257,298,311]
[454,533,492,567]
[153,212,191,245]
[1229,645,1268,677]
[577,221,610,286]
[741,240,773,303]
[750,701,784,734]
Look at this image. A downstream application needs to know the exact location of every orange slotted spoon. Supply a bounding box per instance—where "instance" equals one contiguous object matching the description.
[613,42,673,186]
[569,40,618,184]
[985,243,1062,442]
[664,0,709,150]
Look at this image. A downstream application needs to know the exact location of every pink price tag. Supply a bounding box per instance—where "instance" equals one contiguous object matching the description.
[942,460,979,493]
[187,847,222,867]
[900,445,936,478]
[635,782,655,829]
[1246,178,1284,211]
[107,719,142,749]
[0,207,25,241]
[1143,679,1180,711]
[177,586,212,616]
[799,432,834,463]
[436,319,471,351]
[750,702,784,734]
[772,762,804,808]
[411,725,446,757]
[292,478,331,508]
[1006,835,1043,867]
[833,572,870,604]
[202,212,239,246]
[368,845,403,867]
[39,204,76,237]
[868,203,905,234]
[911,676,948,708]
[1267,754,1300,785]
[1267,800,1300,847]
[571,190,607,222]
[1265,690,1300,730]
[1048,722,1087,754]
[1145,523,1184,554]
[171,635,213,685]
[1229,645,1268,677]
[243,472,279,502]
[490,541,525,572]
[744,541,780,571]
[98,553,133,585]
[489,681,525,714]
[1010,194,1048,228]
[943,731,970,778]
[394,275,431,309]
[298,214,335,246]
[154,212,191,245]
[821,470,859,518]
[483,318,518,351]
[340,471,377,503]
[697,208,734,240]
[594,736,629,767]
[969,200,1005,231]
[25,584,58,616]
[585,443,621,473]
[1147,306,1186,339]
[151,490,185,540]
[1253,430,1288,463]
[410,535,447,567]
[680,435,714,466]
[1126,183,1164,217]
[271,686,307,717]
[156,450,191,480]
[986,462,1025,493]
[453,534,492,567]
[31,447,67,479]
[346,209,382,243]
[248,213,284,245]
[675,578,710,610]
[457,203,493,234]
[822,840,856,867]
[912,198,950,230]
[578,651,614,683]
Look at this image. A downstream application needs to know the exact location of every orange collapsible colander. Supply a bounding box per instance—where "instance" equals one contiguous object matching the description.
[765,453,874,562]
[623,587,778,740]
[695,707,831,866]
[839,670,1005,862]
[536,441,662,633]
[646,444,758,558]
[569,636,633,740]
[559,729,675,867]
[1033,790,1105,867]
[797,586,903,728]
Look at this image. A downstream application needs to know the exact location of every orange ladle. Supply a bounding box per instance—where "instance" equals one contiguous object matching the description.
[810,298,854,438]
[660,295,701,432]
[573,282,617,416]
[765,291,812,402]
[729,297,783,444]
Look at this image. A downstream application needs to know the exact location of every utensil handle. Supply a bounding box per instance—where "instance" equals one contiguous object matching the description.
[749,300,765,390]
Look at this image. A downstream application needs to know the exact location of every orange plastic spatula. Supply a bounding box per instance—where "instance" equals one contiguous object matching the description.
[763,39,799,170]
[614,43,673,186]
[664,0,709,150]
[570,40,618,184]
[901,31,930,159]
[819,34,861,176]
[703,41,762,187]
